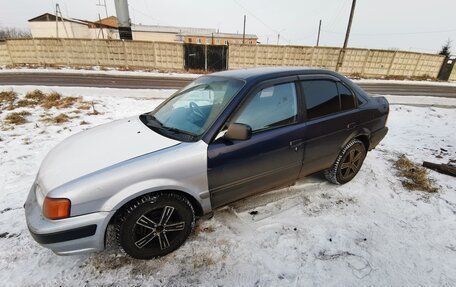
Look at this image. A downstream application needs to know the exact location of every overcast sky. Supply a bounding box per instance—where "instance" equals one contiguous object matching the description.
[1,0,455,54]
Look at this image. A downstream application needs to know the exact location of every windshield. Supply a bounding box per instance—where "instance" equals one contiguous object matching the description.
[143,76,244,141]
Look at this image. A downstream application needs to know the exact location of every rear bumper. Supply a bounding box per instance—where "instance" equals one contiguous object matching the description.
[369,127,388,150]
[24,184,115,255]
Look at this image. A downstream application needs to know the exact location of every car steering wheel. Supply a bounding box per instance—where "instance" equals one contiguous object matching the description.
[189,101,205,122]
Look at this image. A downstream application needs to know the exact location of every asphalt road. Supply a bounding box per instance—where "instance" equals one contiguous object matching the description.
[0,72,455,98]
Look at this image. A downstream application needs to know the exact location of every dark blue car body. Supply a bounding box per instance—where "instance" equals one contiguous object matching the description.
[202,67,389,207]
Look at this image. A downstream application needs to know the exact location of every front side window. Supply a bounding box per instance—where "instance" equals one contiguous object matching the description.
[301,80,339,119]
[143,76,244,140]
[234,82,298,132]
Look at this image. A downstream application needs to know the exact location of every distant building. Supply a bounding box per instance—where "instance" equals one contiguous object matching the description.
[28,13,119,40]
[28,14,258,45]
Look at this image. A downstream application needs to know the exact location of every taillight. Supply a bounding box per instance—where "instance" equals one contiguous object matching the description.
[43,197,71,220]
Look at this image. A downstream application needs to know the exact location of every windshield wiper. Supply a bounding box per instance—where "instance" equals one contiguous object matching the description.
[161,125,198,137]
[143,114,197,138]
[144,115,164,128]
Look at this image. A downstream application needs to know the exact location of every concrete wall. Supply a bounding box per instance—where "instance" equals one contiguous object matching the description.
[30,22,120,40]
[0,38,184,70]
[0,39,448,79]
[30,22,90,38]
[228,44,445,79]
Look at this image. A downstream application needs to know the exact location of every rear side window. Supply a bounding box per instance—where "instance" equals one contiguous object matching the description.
[235,82,298,132]
[301,80,339,119]
[337,82,356,111]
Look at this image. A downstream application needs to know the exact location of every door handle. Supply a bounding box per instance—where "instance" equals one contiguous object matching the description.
[347,122,358,129]
[289,139,304,151]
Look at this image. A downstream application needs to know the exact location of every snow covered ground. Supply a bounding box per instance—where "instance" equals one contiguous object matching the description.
[0,86,455,286]
[0,67,201,79]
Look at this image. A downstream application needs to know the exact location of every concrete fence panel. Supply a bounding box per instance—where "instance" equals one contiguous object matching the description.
[34,38,67,65]
[7,39,38,65]
[450,63,456,81]
[361,50,395,77]
[310,47,340,69]
[413,53,445,77]
[2,38,184,70]
[339,48,370,75]
[388,51,421,77]
[0,42,12,66]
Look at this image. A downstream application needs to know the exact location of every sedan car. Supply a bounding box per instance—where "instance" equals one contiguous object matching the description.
[25,67,389,259]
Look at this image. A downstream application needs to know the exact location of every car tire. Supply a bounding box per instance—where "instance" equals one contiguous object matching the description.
[115,193,195,260]
[324,138,366,185]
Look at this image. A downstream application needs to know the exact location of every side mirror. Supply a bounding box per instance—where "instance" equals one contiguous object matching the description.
[224,123,252,141]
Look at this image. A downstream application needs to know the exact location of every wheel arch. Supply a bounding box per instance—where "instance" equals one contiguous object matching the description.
[340,128,371,152]
[109,189,204,226]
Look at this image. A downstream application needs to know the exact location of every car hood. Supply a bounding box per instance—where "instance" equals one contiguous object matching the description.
[37,116,180,193]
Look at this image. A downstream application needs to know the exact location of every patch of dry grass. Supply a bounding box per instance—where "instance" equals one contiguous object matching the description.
[4,111,31,125]
[2,89,85,111]
[25,89,46,102]
[41,113,70,124]
[0,91,17,107]
[40,92,81,109]
[80,120,90,125]
[395,154,438,193]
[77,104,91,110]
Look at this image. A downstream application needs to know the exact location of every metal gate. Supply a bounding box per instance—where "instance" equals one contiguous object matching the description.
[438,56,456,81]
[184,44,227,71]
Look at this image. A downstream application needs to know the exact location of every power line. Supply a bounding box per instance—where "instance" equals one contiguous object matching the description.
[326,0,350,33]
[322,28,456,36]
[230,0,291,44]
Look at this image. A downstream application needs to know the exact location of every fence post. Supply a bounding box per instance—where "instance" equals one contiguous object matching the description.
[123,40,128,67]
[386,50,397,76]
[310,47,315,67]
[281,46,287,65]
[226,45,230,70]
[153,42,157,68]
[5,40,14,65]
[254,45,258,67]
[32,38,40,65]
[412,53,423,77]
[62,39,70,66]
[360,49,370,77]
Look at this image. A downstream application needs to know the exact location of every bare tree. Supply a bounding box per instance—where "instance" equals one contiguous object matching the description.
[438,39,452,57]
[0,27,32,40]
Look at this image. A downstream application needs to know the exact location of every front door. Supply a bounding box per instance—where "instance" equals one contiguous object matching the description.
[207,80,305,208]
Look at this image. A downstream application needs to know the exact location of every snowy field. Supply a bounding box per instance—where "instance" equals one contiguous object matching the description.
[0,86,455,286]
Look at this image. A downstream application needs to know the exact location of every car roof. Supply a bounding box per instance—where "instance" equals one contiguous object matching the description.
[210,66,336,81]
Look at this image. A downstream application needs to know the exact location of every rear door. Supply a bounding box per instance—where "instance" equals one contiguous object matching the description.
[208,78,306,208]
[298,76,360,177]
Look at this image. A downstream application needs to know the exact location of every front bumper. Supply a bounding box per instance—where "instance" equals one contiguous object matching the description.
[24,185,115,255]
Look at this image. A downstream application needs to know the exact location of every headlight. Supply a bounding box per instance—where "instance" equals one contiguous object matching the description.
[43,197,71,220]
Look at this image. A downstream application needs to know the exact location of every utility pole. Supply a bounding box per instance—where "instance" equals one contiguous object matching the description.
[316,19,322,46]
[97,0,109,19]
[114,0,133,40]
[242,15,246,44]
[336,0,356,71]
[55,4,69,38]
[277,33,280,45]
